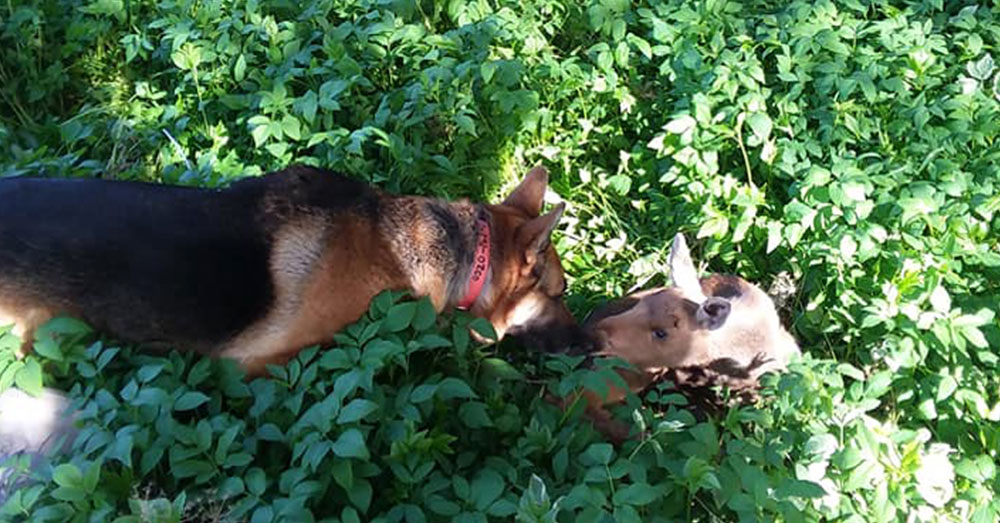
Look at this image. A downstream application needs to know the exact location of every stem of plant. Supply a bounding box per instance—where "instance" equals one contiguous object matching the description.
[605,464,615,498]
[192,66,210,131]
[735,112,754,188]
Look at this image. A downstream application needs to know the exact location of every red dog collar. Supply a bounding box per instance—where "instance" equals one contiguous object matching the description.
[457,218,490,310]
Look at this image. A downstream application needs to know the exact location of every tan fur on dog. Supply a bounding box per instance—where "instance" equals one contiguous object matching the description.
[0,166,588,374]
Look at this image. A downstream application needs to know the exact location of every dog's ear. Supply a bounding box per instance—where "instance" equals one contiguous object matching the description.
[517,202,565,270]
[669,233,708,303]
[503,165,548,217]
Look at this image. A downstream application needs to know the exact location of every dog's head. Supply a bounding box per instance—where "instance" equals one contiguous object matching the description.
[585,234,799,395]
[476,166,591,353]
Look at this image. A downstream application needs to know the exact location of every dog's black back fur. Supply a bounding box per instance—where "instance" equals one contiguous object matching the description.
[0,167,377,350]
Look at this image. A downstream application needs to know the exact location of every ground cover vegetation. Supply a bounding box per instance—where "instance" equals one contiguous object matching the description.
[1,0,999,521]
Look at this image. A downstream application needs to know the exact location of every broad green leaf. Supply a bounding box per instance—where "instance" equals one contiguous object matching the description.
[612,483,662,506]
[746,112,772,141]
[137,363,164,383]
[281,115,301,141]
[246,468,266,496]
[383,302,417,333]
[51,486,87,502]
[411,298,437,331]
[14,358,43,397]
[471,469,504,510]
[426,496,461,516]
[480,61,497,83]
[936,375,958,402]
[332,458,354,490]
[582,443,614,466]
[410,383,438,403]
[341,507,361,523]
[250,506,273,523]
[174,391,210,411]
[469,318,496,342]
[774,479,826,500]
[454,114,477,137]
[459,401,493,429]
[337,398,378,424]
[52,464,83,488]
[607,174,631,196]
[171,460,214,479]
[257,423,284,442]
[967,54,995,81]
[234,54,247,82]
[437,378,477,400]
[187,358,212,387]
[482,358,524,381]
[251,122,270,147]
[332,428,369,459]
[665,115,696,135]
[347,479,372,512]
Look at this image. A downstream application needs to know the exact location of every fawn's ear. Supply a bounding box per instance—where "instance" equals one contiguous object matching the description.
[696,297,732,330]
[669,233,707,303]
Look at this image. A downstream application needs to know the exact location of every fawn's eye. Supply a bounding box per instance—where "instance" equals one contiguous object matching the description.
[652,328,667,340]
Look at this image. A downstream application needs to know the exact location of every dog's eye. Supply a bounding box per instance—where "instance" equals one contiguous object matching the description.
[652,328,667,340]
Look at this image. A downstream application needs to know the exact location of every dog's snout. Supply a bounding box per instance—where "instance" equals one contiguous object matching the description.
[511,321,598,355]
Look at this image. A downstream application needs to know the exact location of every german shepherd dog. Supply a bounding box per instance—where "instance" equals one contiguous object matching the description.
[576,234,800,441]
[0,165,589,374]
